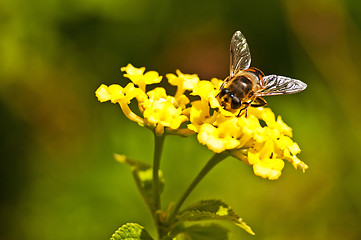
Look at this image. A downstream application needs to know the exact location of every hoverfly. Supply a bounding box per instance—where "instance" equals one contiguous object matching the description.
[217,30,307,116]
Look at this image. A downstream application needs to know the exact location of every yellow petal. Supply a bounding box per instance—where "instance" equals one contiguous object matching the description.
[253,158,285,180]
[289,142,301,155]
[147,87,168,100]
[175,70,199,89]
[95,84,125,103]
[108,84,125,103]
[276,116,293,137]
[121,63,145,75]
[190,100,210,125]
[191,80,216,100]
[144,71,163,84]
[95,84,112,102]
[277,136,294,150]
[197,124,240,153]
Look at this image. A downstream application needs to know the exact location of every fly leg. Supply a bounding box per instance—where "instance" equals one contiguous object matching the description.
[237,101,252,117]
[237,97,267,117]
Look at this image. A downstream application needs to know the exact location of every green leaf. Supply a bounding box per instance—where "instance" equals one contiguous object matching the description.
[110,223,153,240]
[176,199,254,235]
[174,223,229,240]
[114,154,165,212]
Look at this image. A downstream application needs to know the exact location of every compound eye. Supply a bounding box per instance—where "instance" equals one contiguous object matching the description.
[219,88,230,98]
[231,97,241,109]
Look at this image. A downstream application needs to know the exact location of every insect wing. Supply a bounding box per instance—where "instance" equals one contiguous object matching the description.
[259,75,307,96]
[230,31,251,77]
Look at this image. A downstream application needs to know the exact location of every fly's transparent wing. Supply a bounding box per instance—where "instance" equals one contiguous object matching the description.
[230,31,251,77]
[259,75,307,96]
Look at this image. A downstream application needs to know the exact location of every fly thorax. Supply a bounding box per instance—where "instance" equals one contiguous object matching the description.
[226,75,253,100]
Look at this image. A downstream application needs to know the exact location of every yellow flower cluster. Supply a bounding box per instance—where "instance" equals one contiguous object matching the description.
[96,64,308,180]
[96,64,190,135]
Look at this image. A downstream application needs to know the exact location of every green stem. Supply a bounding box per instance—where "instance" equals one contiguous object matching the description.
[167,151,229,225]
[153,132,166,212]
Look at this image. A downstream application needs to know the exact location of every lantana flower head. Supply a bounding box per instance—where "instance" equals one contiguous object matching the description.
[96,64,192,135]
[96,64,308,179]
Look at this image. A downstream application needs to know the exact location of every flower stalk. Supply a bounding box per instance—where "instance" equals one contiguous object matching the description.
[153,132,166,211]
[167,151,230,226]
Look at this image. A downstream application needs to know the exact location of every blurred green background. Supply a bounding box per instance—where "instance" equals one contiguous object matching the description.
[1,0,361,239]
